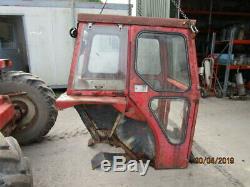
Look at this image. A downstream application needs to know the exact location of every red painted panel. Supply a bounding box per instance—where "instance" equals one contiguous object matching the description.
[0,96,15,130]
[128,25,200,168]
[56,93,127,110]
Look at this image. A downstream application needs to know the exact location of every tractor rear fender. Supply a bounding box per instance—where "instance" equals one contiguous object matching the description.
[56,93,146,122]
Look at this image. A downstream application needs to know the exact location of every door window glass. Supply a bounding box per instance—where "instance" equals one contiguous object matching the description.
[150,98,189,144]
[136,32,190,92]
[137,38,161,75]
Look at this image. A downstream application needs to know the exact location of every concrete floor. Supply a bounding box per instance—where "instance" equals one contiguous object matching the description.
[22,98,250,187]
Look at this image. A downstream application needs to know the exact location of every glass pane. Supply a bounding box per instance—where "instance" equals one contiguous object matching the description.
[73,26,128,91]
[150,98,189,144]
[167,36,189,86]
[88,35,120,74]
[137,38,161,75]
[136,32,190,92]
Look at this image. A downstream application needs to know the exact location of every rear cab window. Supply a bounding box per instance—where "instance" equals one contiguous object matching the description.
[73,25,128,91]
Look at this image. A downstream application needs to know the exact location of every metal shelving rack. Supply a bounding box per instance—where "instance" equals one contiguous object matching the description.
[211,31,250,97]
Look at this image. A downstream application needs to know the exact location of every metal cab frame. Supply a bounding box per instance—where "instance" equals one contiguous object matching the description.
[56,14,200,169]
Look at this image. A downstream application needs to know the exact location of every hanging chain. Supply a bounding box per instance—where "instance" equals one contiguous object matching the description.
[100,0,108,14]
[170,0,199,33]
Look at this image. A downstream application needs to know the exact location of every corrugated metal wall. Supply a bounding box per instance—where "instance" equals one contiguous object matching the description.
[137,0,170,18]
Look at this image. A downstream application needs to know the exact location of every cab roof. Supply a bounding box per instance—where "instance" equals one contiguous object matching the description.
[78,14,196,29]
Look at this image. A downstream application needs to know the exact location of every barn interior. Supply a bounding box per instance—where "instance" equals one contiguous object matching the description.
[179,0,250,97]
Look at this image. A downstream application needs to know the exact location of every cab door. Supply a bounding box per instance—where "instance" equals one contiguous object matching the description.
[129,26,200,168]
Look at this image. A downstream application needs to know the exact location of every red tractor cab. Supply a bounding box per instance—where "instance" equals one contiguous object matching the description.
[56,14,200,169]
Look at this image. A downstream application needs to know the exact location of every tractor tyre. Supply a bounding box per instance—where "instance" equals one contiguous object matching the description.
[0,71,58,145]
[0,133,33,187]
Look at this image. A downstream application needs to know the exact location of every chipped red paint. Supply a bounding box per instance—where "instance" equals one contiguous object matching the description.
[56,94,127,110]
[57,14,200,169]
[78,14,196,29]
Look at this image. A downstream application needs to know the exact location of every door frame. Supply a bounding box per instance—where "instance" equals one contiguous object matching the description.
[128,25,200,168]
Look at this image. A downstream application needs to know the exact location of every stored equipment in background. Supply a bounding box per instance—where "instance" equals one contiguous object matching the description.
[199,57,223,98]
